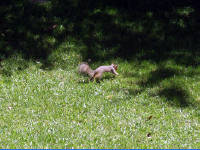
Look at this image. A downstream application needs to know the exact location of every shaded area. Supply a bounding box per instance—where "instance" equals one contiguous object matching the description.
[68,0,200,65]
[157,81,199,109]
[120,63,200,108]
[158,85,191,107]
[138,66,180,87]
[0,0,54,59]
[1,0,200,63]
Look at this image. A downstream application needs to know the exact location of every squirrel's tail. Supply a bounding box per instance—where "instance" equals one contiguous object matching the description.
[78,62,94,77]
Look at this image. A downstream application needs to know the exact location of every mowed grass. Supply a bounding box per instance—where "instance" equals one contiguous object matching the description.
[0,46,200,148]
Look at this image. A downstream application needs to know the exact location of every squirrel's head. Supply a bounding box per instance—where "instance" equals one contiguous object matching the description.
[111,63,118,70]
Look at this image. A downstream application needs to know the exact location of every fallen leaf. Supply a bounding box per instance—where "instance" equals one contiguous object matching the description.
[147,115,153,121]
[147,133,152,138]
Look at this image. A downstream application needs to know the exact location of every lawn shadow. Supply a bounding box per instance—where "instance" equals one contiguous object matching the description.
[138,66,180,87]
[0,55,30,77]
[1,0,200,69]
[158,84,193,107]
[72,1,200,67]
[0,0,71,71]
[40,61,55,70]
[126,63,200,109]
[158,86,190,107]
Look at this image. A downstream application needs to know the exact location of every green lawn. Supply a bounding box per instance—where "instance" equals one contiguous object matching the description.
[0,44,199,148]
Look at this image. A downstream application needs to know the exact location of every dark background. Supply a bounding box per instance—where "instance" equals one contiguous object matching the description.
[0,0,200,66]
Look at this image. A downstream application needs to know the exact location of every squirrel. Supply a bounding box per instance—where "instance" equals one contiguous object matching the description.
[78,62,119,81]
[78,62,94,78]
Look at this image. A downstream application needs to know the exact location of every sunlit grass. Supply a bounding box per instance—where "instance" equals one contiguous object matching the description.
[0,46,199,148]
[1,1,199,148]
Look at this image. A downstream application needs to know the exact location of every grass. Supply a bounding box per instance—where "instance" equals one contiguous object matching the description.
[0,1,200,148]
[0,42,200,148]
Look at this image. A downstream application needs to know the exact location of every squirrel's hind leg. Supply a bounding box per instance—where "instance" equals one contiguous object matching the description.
[89,76,100,83]
[89,76,94,82]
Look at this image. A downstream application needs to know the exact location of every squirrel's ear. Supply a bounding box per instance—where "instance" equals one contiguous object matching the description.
[113,64,118,70]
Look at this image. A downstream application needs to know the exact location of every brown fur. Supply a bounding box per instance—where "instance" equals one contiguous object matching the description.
[78,62,94,77]
[78,63,119,82]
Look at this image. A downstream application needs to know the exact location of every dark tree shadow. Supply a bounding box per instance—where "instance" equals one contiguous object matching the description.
[70,0,200,66]
[158,85,192,107]
[137,65,197,108]
[138,66,180,87]
[119,63,199,109]
[1,0,200,66]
